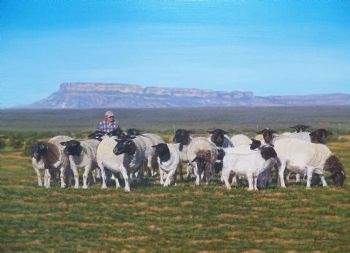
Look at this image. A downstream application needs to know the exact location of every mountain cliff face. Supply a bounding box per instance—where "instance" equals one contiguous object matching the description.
[30,82,350,108]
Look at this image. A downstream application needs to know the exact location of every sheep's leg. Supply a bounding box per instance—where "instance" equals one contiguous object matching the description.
[194,164,200,186]
[247,173,254,191]
[71,166,79,189]
[164,169,176,187]
[98,163,108,189]
[296,173,301,183]
[111,173,120,189]
[222,169,231,190]
[320,174,328,187]
[44,169,51,188]
[286,172,291,182]
[278,160,287,188]
[186,162,192,178]
[253,176,258,191]
[231,175,238,186]
[306,166,315,189]
[159,169,165,185]
[178,163,183,181]
[120,166,130,192]
[59,166,66,188]
[82,164,92,189]
[33,167,43,187]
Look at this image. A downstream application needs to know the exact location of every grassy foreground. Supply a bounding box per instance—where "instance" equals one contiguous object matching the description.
[1,138,350,252]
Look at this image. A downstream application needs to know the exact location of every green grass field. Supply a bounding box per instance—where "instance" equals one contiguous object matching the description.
[1,135,350,252]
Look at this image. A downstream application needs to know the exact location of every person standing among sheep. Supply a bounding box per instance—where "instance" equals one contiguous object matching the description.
[97,110,120,133]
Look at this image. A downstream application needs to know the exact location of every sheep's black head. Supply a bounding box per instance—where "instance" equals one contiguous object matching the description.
[127,128,143,136]
[324,155,346,187]
[113,138,136,156]
[88,130,107,141]
[309,129,332,144]
[250,139,262,150]
[109,128,126,138]
[256,128,276,144]
[173,129,191,151]
[152,143,170,163]
[31,142,48,161]
[290,124,311,133]
[60,140,82,156]
[208,129,228,147]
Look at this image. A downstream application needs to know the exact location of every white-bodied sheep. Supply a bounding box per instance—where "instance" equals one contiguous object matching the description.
[96,136,124,190]
[187,137,217,185]
[112,136,147,192]
[60,139,100,189]
[152,143,182,187]
[274,138,346,188]
[139,133,164,176]
[173,129,194,178]
[221,145,280,191]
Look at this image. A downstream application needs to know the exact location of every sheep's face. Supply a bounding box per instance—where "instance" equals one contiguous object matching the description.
[109,128,125,138]
[127,128,142,136]
[152,143,170,163]
[324,155,346,187]
[250,139,262,150]
[310,129,332,144]
[256,128,275,144]
[61,140,82,156]
[173,129,191,151]
[31,142,48,161]
[88,130,106,141]
[113,139,136,156]
[290,124,310,133]
[209,129,228,147]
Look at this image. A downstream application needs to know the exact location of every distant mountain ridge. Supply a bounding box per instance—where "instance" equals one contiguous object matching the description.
[29,82,350,108]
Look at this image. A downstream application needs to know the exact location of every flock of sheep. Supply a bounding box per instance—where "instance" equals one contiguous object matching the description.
[31,124,346,192]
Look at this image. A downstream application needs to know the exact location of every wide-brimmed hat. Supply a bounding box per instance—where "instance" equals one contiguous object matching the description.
[105,110,114,117]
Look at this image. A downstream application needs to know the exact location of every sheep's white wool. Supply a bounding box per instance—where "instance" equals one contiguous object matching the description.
[96,136,125,190]
[274,138,332,188]
[222,148,275,191]
[230,134,252,147]
[275,132,311,143]
[187,137,217,185]
[187,137,217,164]
[122,136,147,174]
[67,139,100,189]
[157,143,182,187]
[139,133,164,175]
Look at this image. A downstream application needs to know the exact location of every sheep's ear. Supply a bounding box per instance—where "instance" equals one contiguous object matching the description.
[256,130,263,134]
[60,142,67,146]
[152,145,157,148]
[191,157,198,163]
[208,130,214,134]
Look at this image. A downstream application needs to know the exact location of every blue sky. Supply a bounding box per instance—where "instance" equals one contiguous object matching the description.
[1,0,350,107]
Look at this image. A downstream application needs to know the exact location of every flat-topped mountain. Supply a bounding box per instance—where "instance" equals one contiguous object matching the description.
[29,82,350,108]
